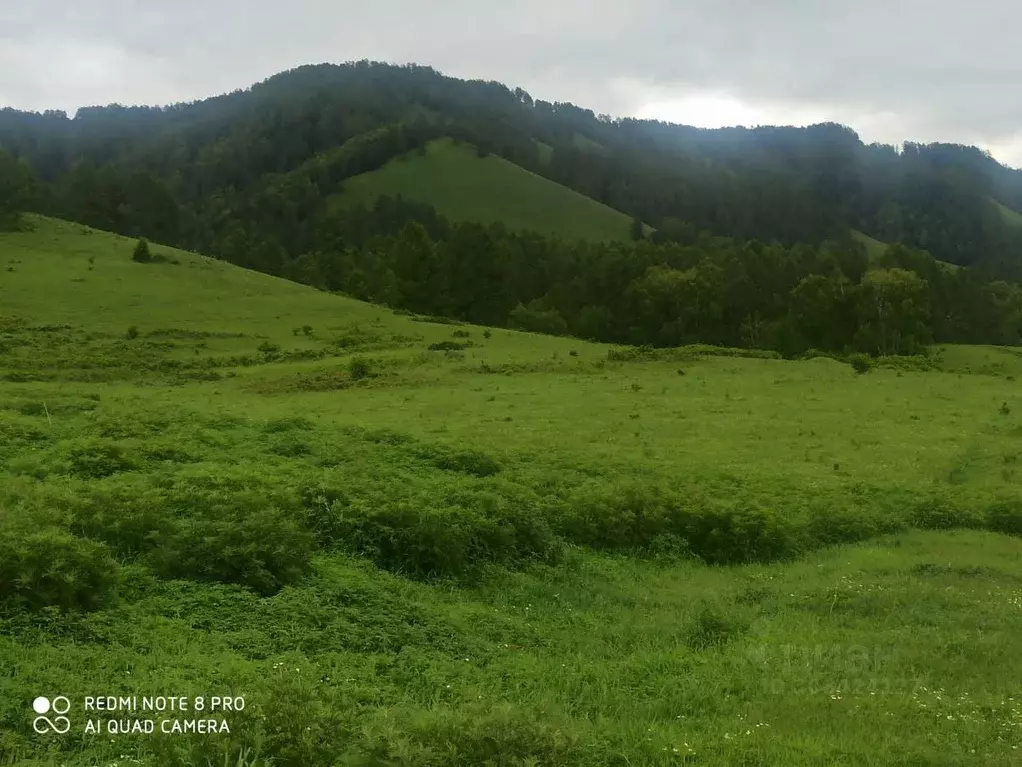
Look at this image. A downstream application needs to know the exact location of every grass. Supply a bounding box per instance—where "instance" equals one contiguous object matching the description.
[851,229,888,262]
[332,137,643,242]
[2,216,1022,765]
[852,229,961,272]
[993,198,1022,229]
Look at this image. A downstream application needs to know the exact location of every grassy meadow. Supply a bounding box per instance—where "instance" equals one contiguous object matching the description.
[331,138,643,242]
[2,216,1022,766]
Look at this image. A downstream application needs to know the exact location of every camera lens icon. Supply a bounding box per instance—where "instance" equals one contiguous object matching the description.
[32,696,71,734]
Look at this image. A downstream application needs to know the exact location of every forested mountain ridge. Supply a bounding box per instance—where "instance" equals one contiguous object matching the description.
[2,60,1022,271]
[3,60,1022,357]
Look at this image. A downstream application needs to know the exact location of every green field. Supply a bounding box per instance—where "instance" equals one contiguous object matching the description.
[3,217,1022,766]
[332,138,642,242]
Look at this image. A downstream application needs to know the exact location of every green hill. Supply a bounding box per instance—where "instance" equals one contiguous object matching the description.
[331,137,646,242]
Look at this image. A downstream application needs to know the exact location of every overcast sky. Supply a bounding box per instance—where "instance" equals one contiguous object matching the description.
[2,1,1020,167]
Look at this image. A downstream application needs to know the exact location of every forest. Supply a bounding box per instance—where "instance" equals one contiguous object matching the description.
[2,60,1022,356]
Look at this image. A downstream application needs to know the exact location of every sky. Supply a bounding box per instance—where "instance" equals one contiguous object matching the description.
[2,1,1020,168]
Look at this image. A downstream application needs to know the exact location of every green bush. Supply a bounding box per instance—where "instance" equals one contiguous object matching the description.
[333,494,560,580]
[257,341,281,356]
[428,447,502,477]
[805,502,904,546]
[556,485,799,564]
[849,354,873,374]
[986,500,1022,536]
[910,494,983,531]
[149,506,315,596]
[62,439,139,479]
[348,356,372,380]
[64,483,177,557]
[131,238,152,263]
[0,527,119,611]
[508,303,569,336]
[684,602,749,650]
[427,340,468,352]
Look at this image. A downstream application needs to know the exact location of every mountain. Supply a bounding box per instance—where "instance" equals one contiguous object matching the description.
[3,62,1022,358]
[2,60,1022,277]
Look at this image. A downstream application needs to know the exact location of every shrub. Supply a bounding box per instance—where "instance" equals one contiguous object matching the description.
[126,325,139,339]
[910,494,983,531]
[805,502,904,546]
[483,329,492,339]
[508,303,569,336]
[684,602,749,650]
[301,325,313,336]
[149,506,315,595]
[131,238,153,263]
[64,484,176,557]
[0,527,118,611]
[556,486,799,564]
[257,341,281,356]
[62,439,139,479]
[849,354,873,374]
[332,498,559,580]
[987,500,1022,536]
[429,447,502,477]
[263,416,315,434]
[348,356,372,380]
[268,435,312,457]
[428,340,468,352]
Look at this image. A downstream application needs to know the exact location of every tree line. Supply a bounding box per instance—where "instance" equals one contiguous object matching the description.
[211,192,1020,357]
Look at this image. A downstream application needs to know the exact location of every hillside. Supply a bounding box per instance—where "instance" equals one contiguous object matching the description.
[4,61,1022,276]
[4,218,1022,765]
[331,137,646,242]
[851,229,887,261]
[995,198,1022,229]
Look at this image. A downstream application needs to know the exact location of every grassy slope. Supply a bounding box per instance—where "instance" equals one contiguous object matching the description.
[994,198,1022,228]
[2,217,1022,765]
[852,228,963,272]
[332,137,642,242]
[851,229,888,261]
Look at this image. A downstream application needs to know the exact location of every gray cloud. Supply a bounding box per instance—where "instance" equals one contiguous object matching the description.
[1,0,1020,166]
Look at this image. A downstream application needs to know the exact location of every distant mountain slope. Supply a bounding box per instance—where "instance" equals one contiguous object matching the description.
[851,229,887,261]
[331,137,646,242]
[995,199,1022,229]
[852,228,960,272]
[2,61,1022,275]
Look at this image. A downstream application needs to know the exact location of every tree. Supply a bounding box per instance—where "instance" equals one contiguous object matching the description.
[0,149,36,229]
[853,268,931,355]
[790,273,854,351]
[390,221,442,312]
[132,238,153,263]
